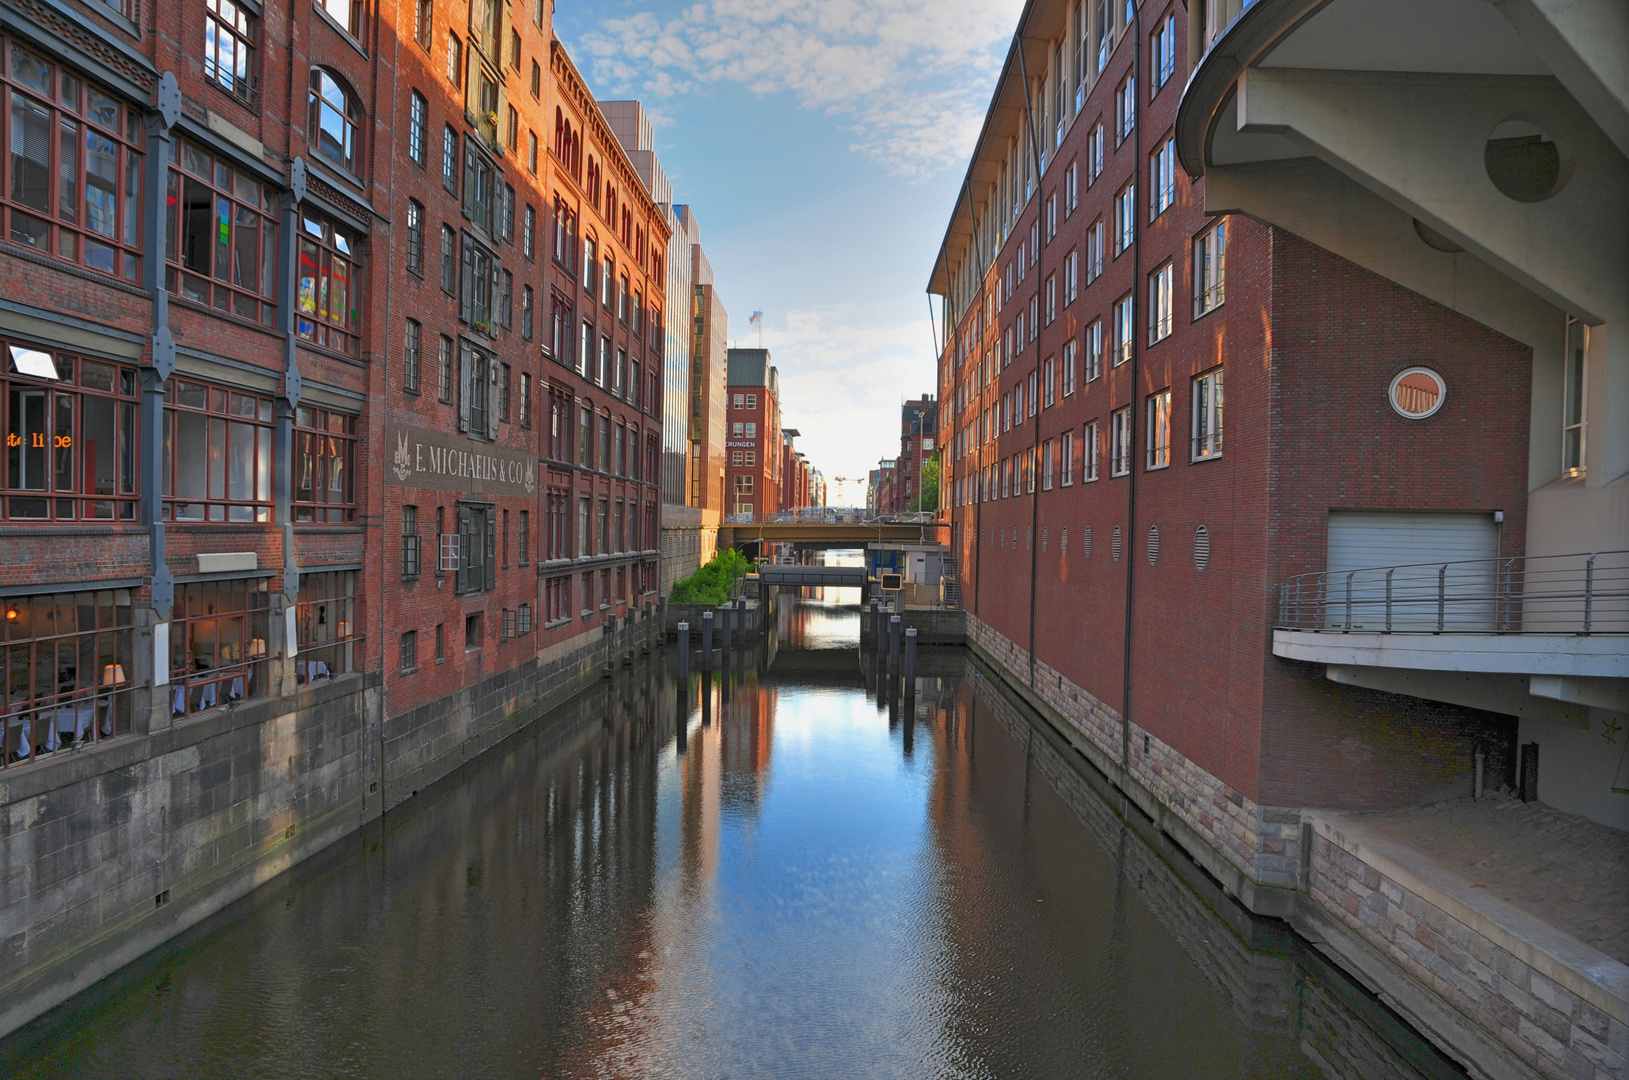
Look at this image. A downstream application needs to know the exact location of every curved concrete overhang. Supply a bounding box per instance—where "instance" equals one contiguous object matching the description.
[1174,0,1628,326]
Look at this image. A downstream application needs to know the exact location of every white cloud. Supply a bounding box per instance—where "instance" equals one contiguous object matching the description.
[578,0,1023,178]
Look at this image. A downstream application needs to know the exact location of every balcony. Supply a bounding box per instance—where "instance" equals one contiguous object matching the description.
[1273,551,1629,721]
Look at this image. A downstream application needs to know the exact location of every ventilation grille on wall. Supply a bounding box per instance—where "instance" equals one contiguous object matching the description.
[1061,527,1069,554]
[1111,525,1122,561]
[1194,524,1211,572]
[1083,524,1093,556]
[1042,527,1049,552]
[1147,524,1160,566]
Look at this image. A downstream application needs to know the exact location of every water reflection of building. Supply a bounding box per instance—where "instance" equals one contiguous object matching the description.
[935,668,1462,1080]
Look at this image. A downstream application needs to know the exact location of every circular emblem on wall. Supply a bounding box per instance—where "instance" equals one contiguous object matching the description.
[1389,367,1446,419]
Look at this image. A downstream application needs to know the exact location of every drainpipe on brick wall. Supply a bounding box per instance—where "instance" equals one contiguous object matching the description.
[1119,1,1145,771]
[1017,44,1045,689]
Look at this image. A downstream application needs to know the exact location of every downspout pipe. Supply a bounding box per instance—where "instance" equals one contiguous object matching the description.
[1120,0,1145,771]
[959,182,987,621]
[1016,43,1046,689]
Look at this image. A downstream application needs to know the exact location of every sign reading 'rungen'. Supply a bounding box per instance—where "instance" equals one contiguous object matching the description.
[386,423,537,497]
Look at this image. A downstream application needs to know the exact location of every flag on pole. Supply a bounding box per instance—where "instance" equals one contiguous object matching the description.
[749,311,763,328]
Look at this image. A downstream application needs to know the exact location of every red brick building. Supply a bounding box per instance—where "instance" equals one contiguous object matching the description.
[892,396,937,514]
[723,347,778,519]
[932,0,1530,893]
[0,0,668,1031]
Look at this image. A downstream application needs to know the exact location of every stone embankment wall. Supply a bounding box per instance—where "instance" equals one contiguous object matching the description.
[0,613,662,1039]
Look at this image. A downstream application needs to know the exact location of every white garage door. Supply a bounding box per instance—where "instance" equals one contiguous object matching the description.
[1325,511,1499,630]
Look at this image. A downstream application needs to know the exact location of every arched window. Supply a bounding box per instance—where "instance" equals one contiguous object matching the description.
[308,69,361,173]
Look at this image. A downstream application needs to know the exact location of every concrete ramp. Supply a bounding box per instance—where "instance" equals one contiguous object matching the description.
[757,565,868,588]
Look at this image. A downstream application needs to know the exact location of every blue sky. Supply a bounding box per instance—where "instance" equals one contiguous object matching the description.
[555,0,1023,497]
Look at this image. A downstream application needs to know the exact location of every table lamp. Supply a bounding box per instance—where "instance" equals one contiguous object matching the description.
[101,664,126,687]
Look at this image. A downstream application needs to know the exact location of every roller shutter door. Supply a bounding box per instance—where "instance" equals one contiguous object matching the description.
[1325,511,1499,630]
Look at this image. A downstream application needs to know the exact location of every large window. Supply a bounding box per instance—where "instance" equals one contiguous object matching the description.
[169,578,270,717]
[455,504,495,594]
[2,41,143,281]
[167,140,278,325]
[405,199,423,275]
[1109,407,1131,476]
[204,0,255,103]
[162,378,273,522]
[317,0,361,36]
[295,571,358,681]
[1194,219,1226,318]
[1150,137,1175,219]
[308,69,361,174]
[1193,367,1224,460]
[1151,12,1176,92]
[2,588,134,767]
[294,405,356,522]
[408,91,427,166]
[297,213,362,356]
[401,505,421,577]
[4,343,137,521]
[459,233,497,334]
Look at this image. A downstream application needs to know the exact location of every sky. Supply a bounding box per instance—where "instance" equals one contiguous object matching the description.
[554,0,1024,495]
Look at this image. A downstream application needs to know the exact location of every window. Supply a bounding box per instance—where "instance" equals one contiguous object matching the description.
[308,70,361,174]
[1062,339,1077,396]
[746,422,757,438]
[1045,274,1057,325]
[458,233,497,334]
[498,363,511,422]
[499,269,512,328]
[296,571,358,680]
[1152,13,1176,91]
[403,318,421,393]
[1109,408,1130,476]
[733,393,743,409]
[519,509,529,564]
[169,579,270,717]
[1083,420,1099,481]
[1043,357,1056,407]
[1083,320,1103,383]
[523,205,535,258]
[1064,249,1078,304]
[1115,182,1136,253]
[732,450,743,466]
[1151,137,1175,219]
[747,394,757,409]
[437,335,453,403]
[1085,219,1104,283]
[2,45,144,281]
[500,184,515,244]
[1194,219,1226,317]
[1028,297,1038,341]
[1148,262,1173,343]
[1028,372,1038,416]
[4,343,138,521]
[435,622,445,661]
[455,504,496,594]
[1042,439,1054,489]
[1193,367,1224,460]
[405,199,423,275]
[1046,193,1057,241]
[462,141,498,237]
[440,224,456,292]
[408,91,427,165]
[167,141,278,325]
[442,126,458,192]
[297,213,362,355]
[530,59,541,99]
[400,630,418,672]
[522,286,533,340]
[1065,160,1078,214]
[402,505,421,577]
[294,406,356,522]
[447,33,462,87]
[1088,122,1104,183]
[414,0,432,49]
[0,588,135,765]
[317,0,361,35]
[1564,318,1586,472]
[163,379,272,521]
[1117,74,1136,143]
[1146,390,1171,469]
[1113,294,1134,366]
[458,341,495,438]
[1061,430,1074,485]
[204,0,255,102]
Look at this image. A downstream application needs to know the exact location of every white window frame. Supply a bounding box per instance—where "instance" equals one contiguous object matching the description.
[1116,183,1136,253]
[1062,340,1077,397]
[1113,294,1134,367]
[1109,408,1131,477]
[1192,366,1224,461]
[1148,262,1173,343]
[1150,137,1175,220]
[1084,320,1103,382]
[1146,389,1172,470]
[1194,219,1227,318]
[1061,430,1075,486]
[1083,420,1100,481]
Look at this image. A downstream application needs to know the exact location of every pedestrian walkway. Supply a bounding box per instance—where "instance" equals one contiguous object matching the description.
[1354,795,1629,965]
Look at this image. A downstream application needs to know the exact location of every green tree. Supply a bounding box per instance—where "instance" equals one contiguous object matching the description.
[907,453,940,513]
[669,548,754,605]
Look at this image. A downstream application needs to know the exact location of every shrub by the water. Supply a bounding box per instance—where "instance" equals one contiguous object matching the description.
[669,548,753,605]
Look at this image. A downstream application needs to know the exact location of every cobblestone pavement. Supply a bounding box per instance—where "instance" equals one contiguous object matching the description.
[1355,795,1629,964]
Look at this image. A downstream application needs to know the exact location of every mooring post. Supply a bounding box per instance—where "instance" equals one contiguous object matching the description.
[677,621,690,678]
[721,600,733,652]
[702,610,714,666]
[868,599,880,651]
[889,614,901,670]
[904,627,917,690]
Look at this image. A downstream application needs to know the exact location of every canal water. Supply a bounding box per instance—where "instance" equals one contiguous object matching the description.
[2,592,1464,1079]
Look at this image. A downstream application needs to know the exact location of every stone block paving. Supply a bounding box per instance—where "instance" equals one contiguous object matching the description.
[1356,795,1629,964]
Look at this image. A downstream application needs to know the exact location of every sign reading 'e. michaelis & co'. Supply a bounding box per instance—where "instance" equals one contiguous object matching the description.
[387,423,537,497]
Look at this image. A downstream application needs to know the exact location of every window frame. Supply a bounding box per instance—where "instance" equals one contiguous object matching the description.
[169,578,270,717]
[204,0,256,104]
[293,404,357,522]
[162,377,273,522]
[1145,389,1172,470]
[1192,366,1224,462]
[308,68,362,176]
[296,212,363,356]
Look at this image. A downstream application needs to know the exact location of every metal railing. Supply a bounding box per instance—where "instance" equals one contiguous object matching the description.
[1275,550,1629,634]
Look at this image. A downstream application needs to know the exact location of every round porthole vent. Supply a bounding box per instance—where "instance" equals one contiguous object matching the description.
[1485,119,1566,203]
